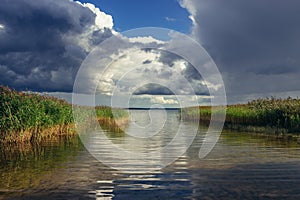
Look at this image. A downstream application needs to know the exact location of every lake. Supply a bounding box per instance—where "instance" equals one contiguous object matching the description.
[1,110,300,199]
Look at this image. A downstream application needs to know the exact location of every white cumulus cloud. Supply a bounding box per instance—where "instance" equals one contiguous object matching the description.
[128,36,165,44]
[76,2,114,30]
[150,96,179,105]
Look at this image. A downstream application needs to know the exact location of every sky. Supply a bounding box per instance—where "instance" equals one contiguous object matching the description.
[78,0,192,33]
[0,0,300,107]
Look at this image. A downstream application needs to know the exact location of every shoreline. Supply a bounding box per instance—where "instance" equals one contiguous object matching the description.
[0,116,130,144]
[181,97,300,137]
[0,124,76,144]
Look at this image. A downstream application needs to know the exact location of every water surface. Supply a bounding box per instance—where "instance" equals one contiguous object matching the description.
[1,110,300,199]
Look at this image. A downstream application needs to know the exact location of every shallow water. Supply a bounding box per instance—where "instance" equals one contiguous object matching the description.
[1,110,300,199]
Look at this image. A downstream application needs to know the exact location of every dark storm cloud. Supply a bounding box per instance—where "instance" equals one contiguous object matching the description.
[158,51,182,67]
[133,83,175,95]
[133,82,209,96]
[159,51,207,94]
[133,68,209,96]
[158,50,202,80]
[182,0,300,95]
[0,0,113,92]
[142,60,152,64]
[137,49,209,95]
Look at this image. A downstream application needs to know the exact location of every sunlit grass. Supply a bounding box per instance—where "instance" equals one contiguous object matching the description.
[181,97,300,133]
[0,85,74,142]
[0,85,129,143]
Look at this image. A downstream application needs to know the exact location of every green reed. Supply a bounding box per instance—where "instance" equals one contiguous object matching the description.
[95,106,129,119]
[0,85,129,142]
[0,85,73,135]
[181,97,300,133]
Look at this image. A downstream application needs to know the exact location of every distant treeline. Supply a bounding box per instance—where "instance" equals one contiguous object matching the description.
[181,97,300,134]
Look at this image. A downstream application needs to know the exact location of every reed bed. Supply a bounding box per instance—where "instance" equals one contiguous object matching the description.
[0,85,74,143]
[0,85,129,143]
[181,97,300,134]
[95,106,129,132]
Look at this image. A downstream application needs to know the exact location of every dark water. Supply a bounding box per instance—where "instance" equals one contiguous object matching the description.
[1,110,300,200]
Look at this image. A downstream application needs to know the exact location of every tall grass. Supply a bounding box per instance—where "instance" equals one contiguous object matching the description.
[95,106,129,119]
[0,85,129,143]
[181,97,300,134]
[95,106,129,132]
[0,86,74,142]
[247,97,300,131]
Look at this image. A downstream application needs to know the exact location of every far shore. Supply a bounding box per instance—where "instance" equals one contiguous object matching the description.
[181,97,300,138]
